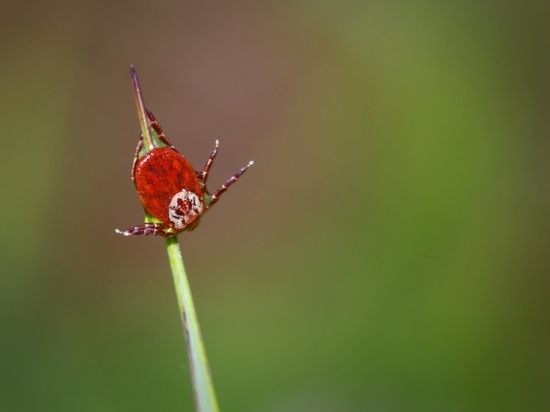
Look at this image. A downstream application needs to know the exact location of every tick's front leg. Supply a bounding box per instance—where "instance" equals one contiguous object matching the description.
[115,223,173,237]
[197,140,219,183]
[208,160,254,208]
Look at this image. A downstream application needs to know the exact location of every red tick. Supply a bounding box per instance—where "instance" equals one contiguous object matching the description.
[116,67,253,238]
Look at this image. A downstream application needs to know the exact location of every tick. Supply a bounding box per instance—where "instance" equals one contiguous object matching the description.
[116,67,253,238]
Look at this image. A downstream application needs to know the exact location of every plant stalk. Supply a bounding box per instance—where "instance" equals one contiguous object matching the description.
[130,65,219,411]
[130,65,155,152]
[165,236,220,412]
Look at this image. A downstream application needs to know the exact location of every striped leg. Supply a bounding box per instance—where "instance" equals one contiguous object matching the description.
[198,140,219,183]
[130,135,143,181]
[131,109,175,181]
[208,160,254,208]
[146,109,176,149]
[115,223,173,237]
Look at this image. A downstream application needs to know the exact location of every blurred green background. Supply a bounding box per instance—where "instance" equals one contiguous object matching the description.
[1,1,549,411]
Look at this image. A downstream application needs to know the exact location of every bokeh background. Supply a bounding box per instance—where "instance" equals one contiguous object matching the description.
[1,1,549,411]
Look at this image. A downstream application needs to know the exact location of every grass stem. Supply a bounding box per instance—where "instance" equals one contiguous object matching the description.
[130,65,154,152]
[165,236,220,412]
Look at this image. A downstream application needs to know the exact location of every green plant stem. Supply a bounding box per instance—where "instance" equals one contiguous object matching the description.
[165,236,220,412]
[130,65,154,151]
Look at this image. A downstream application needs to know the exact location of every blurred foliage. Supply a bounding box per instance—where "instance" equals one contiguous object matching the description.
[1,1,549,411]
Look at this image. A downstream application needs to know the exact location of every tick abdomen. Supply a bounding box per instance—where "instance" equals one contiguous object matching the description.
[134,148,203,225]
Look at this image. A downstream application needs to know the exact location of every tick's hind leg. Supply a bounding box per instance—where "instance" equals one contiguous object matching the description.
[208,160,254,208]
[131,109,174,181]
[115,223,173,237]
[146,109,176,150]
[131,135,144,181]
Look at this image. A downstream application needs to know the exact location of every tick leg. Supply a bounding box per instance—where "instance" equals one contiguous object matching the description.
[197,140,219,184]
[115,223,173,237]
[146,109,176,149]
[131,135,144,181]
[208,160,254,208]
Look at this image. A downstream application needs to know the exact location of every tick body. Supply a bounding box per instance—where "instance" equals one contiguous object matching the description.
[116,68,253,238]
[135,146,203,232]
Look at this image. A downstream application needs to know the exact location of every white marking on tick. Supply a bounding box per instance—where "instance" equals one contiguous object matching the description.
[168,189,203,229]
